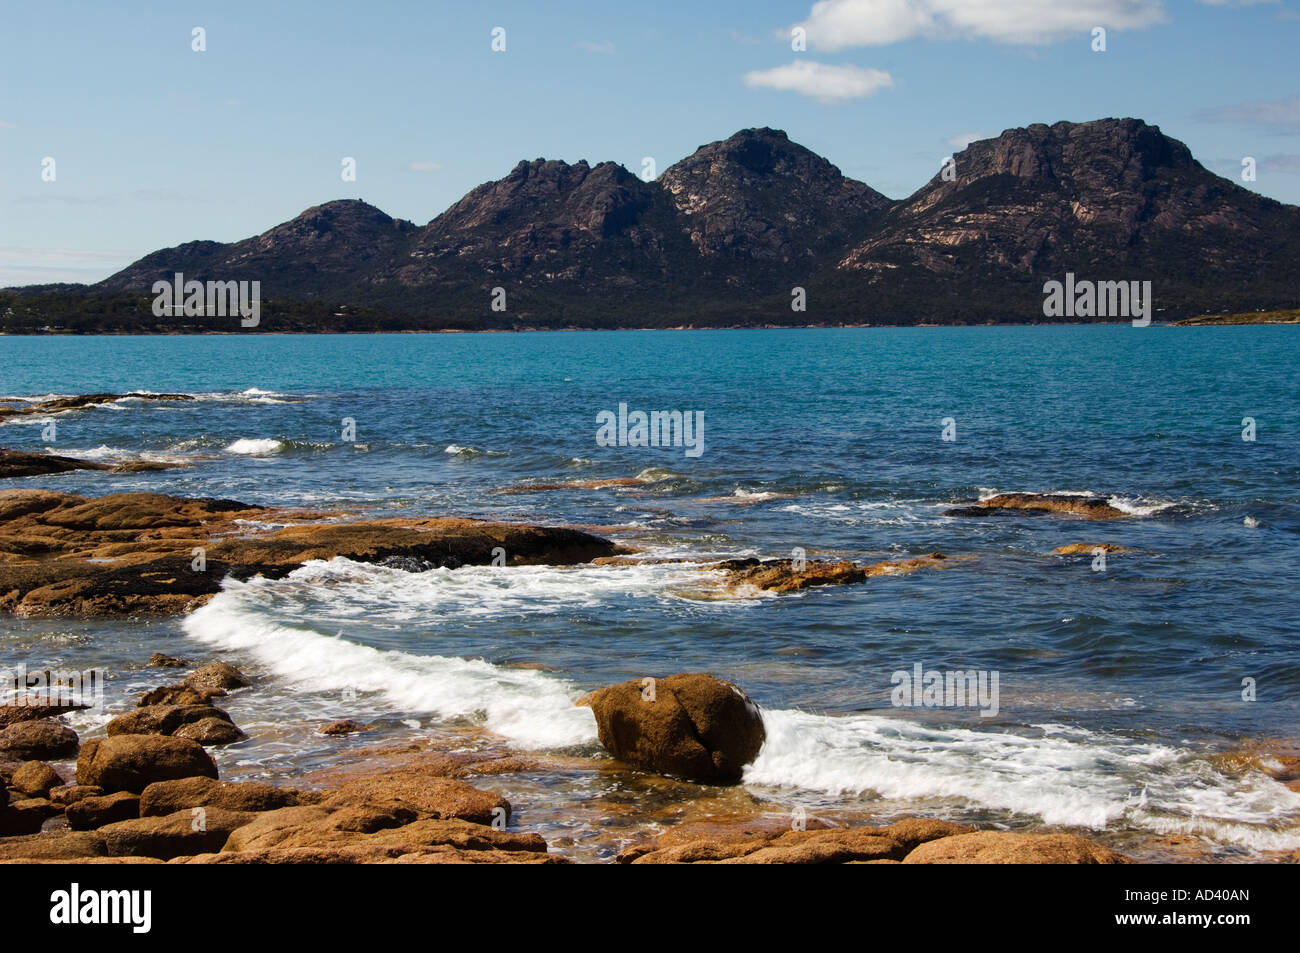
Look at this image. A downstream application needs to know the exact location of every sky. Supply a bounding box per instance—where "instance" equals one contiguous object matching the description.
[2,0,1299,286]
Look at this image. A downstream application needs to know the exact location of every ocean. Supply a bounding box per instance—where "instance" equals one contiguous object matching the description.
[3,325,1298,860]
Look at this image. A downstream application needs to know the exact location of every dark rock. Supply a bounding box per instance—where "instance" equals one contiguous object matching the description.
[65,791,140,830]
[147,653,190,668]
[138,683,226,707]
[107,704,234,737]
[75,735,218,792]
[0,798,60,835]
[0,830,107,859]
[0,704,87,729]
[185,662,251,691]
[140,777,300,816]
[0,719,79,760]
[10,761,64,798]
[174,718,246,745]
[320,720,368,736]
[0,448,112,479]
[583,673,766,783]
[48,784,105,806]
[100,807,252,859]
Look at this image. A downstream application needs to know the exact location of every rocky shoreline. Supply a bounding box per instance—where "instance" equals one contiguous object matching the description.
[0,486,1292,863]
[2,660,1148,864]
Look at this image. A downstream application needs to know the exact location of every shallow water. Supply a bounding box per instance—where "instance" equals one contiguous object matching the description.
[3,326,1298,860]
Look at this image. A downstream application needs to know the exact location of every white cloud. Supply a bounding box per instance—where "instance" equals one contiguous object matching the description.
[0,248,142,288]
[406,161,444,173]
[1196,96,1300,128]
[946,131,988,149]
[743,60,894,102]
[793,0,1166,48]
[1261,153,1300,173]
[575,40,615,54]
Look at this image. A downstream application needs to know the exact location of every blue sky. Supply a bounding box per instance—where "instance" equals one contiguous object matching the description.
[3,0,1299,286]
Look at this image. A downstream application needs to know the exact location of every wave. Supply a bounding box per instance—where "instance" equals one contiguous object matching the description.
[635,467,681,482]
[46,445,191,465]
[444,444,506,457]
[203,556,739,621]
[225,438,284,455]
[192,387,298,405]
[746,708,1300,850]
[182,589,601,750]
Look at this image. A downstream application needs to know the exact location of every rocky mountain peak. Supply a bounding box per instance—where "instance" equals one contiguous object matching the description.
[658,127,890,262]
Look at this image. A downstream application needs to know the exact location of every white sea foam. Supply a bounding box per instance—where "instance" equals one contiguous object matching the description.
[732,488,781,500]
[635,467,681,482]
[50,444,125,461]
[205,556,734,623]
[182,590,600,749]
[745,708,1300,849]
[225,438,283,455]
[1106,496,1177,517]
[191,388,295,404]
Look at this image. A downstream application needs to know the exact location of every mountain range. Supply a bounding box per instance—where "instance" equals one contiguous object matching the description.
[6,118,1299,331]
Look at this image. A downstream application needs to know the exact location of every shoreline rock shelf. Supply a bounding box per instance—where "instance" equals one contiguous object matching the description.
[0,489,623,617]
[0,449,179,480]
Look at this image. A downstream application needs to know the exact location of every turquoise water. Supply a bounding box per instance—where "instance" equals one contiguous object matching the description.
[3,326,1299,858]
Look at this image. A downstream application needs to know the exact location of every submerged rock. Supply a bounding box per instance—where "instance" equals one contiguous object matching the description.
[1052,543,1135,555]
[716,553,955,594]
[147,653,190,668]
[583,673,765,783]
[945,493,1127,520]
[320,719,369,735]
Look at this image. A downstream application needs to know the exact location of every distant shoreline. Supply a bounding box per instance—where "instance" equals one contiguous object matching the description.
[1171,308,1300,326]
[6,318,1294,337]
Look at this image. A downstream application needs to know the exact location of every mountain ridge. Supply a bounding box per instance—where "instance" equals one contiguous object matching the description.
[6,118,1299,331]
